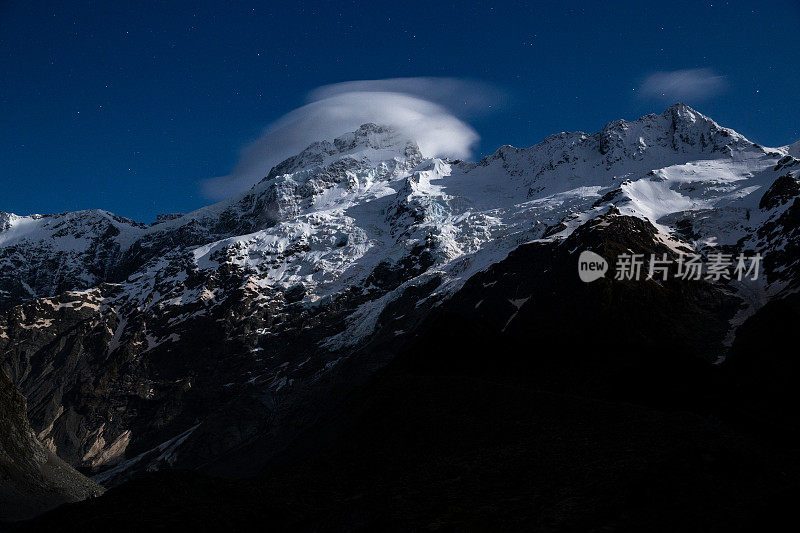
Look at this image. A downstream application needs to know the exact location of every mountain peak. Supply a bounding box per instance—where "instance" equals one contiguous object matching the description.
[600,103,712,134]
[333,123,406,150]
[663,102,713,125]
[0,211,19,232]
[665,101,699,114]
[262,124,421,182]
[596,103,751,157]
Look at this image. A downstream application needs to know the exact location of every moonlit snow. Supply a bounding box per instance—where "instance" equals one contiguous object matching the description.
[3,104,797,352]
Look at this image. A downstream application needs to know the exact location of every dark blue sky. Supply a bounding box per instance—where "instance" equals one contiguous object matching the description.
[2,0,799,222]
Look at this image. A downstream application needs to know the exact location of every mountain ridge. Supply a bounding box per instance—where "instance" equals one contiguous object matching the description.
[2,103,799,496]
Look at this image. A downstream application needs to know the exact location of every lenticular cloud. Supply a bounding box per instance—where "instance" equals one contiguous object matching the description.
[202,78,487,200]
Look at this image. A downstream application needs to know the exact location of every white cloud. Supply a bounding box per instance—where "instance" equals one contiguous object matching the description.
[202,78,497,200]
[307,77,504,117]
[639,68,727,102]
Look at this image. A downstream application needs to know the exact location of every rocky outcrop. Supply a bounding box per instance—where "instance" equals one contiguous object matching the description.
[760,173,800,210]
[0,367,102,522]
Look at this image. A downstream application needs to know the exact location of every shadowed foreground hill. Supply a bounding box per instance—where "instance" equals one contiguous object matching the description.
[0,368,102,522]
[13,355,800,531]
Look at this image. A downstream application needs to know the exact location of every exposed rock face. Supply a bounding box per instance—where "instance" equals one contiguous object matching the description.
[1,105,800,495]
[760,172,800,210]
[0,367,102,522]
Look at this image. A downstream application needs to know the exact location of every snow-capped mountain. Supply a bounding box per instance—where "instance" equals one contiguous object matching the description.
[2,104,799,490]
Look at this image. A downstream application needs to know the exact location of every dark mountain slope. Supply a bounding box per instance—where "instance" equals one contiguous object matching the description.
[0,368,101,523]
[17,375,800,532]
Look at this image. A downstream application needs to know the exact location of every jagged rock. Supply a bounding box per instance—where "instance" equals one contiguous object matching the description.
[760,173,800,210]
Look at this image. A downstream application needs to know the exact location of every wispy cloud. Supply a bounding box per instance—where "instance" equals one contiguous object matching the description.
[639,68,727,102]
[202,78,500,200]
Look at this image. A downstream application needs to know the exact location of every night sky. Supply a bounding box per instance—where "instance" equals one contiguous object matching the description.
[2,0,799,222]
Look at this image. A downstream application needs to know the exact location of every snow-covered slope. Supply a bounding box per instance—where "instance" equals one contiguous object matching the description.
[1,107,789,311]
[2,104,799,485]
[0,210,145,308]
[787,139,800,158]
